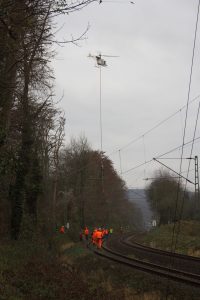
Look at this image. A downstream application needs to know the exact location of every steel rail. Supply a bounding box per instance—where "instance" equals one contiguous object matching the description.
[122,235,200,263]
[97,243,200,287]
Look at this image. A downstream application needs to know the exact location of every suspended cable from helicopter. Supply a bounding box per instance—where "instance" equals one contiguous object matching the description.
[88,52,119,194]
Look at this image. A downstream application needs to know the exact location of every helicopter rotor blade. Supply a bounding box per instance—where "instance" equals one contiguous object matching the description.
[88,53,96,59]
[101,1,134,3]
[88,52,119,62]
[101,54,119,57]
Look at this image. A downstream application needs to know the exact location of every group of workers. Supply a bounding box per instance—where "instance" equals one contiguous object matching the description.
[59,224,114,249]
[80,226,113,249]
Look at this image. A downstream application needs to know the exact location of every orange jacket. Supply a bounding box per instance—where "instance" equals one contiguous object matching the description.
[92,230,97,240]
[96,230,103,239]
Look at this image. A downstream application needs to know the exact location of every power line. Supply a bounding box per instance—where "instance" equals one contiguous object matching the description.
[153,158,194,184]
[60,101,200,186]
[108,94,200,157]
[118,150,122,174]
[157,136,200,158]
[157,157,195,159]
[170,0,200,254]
[122,135,200,175]
[166,1,200,298]
[174,101,200,249]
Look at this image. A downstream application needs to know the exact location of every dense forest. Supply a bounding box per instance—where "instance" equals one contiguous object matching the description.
[0,0,135,242]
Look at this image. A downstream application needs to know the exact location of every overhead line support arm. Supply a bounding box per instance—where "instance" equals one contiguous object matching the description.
[153,158,194,185]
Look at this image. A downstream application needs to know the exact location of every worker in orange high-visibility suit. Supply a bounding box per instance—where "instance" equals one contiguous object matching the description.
[96,228,103,249]
[59,226,65,234]
[92,228,97,246]
[84,227,89,240]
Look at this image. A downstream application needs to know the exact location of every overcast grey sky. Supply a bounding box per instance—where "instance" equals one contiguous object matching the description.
[52,0,200,190]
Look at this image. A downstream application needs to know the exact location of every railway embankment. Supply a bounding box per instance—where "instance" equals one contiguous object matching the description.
[137,221,200,256]
[1,229,200,299]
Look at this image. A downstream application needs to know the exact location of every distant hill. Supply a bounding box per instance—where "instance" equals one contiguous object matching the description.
[127,189,153,230]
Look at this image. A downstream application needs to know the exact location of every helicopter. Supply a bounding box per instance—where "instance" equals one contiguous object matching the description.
[88,52,118,67]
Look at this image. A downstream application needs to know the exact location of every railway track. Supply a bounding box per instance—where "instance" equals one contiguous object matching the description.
[88,235,200,287]
[118,234,200,275]
[122,235,200,263]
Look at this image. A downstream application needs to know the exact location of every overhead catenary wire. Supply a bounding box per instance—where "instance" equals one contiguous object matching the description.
[118,150,122,175]
[158,136,200,159]
[165,1,200,298]
[157,157,195,159]
[61,93,200,183]
[108,94,200,158]
[142,135,147,178]
[61,134,200,186]
[179,108,184,141]
[169,0,200,254]
[122,135,200,175]
[107,94,200,182]
[144,162,200,181]
[173,100,200,251]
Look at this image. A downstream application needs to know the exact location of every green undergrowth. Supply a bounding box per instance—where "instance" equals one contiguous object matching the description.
[0,234,94,300]
[142,221,200,255]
